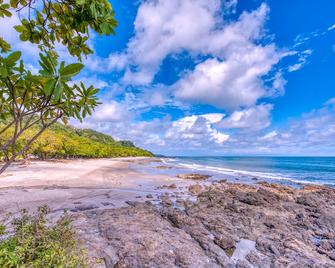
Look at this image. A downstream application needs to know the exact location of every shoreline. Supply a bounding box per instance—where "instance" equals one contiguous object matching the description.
[1,158,335,267]
[0,157,195,216]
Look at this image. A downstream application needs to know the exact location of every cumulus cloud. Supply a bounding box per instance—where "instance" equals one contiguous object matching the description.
[104,1,285,97]
[92,102,129,122]
[219,104,273,131]
[104,1,284,110]
[0,9,40,61]
[71,96,335,155]
[172,4,288,109]
[70,101,131,127]
[85,53,128,73]
[226,98,335,155]
[121,0,221,84]
[174,50,278,110]
[71,75,109,89]
[165,113,229,147]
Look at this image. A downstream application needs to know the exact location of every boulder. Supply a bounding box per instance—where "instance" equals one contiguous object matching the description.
[188,184,203,195]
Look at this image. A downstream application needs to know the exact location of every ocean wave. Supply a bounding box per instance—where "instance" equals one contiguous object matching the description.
[170,161,335,186]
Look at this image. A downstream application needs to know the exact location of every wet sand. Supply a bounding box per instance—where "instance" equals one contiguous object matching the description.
[0,157,194,216]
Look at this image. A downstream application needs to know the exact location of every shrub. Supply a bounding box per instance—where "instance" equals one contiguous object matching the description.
[0,206,88,267]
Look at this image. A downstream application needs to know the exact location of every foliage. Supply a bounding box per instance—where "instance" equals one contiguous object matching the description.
[75,128,116,144]
[118,140,136,148]
[0,122,154,159]
[0,206,88,267]
[0,0,117,173]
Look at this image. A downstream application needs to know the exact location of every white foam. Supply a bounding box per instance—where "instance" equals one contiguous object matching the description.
[168,161,335,186]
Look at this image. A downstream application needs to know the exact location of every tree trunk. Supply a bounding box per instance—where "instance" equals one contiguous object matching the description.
[0,116,60,175]
[0,158,14,174]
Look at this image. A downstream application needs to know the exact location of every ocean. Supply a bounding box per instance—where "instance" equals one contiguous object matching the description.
[148,156,335,188]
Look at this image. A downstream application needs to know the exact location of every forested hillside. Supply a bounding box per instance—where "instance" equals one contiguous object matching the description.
[1,123,153,159]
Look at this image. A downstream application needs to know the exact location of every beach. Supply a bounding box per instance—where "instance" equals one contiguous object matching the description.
[0,158,196,215]
[1,158,335,267]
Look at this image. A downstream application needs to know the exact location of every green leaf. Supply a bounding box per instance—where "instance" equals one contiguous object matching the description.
[75,0,86,5]
[44,78,57,96]
[10,0,19,8]
[90,3,97,19]
[6,51,21,65]
[53,81,63,101]
[0,37,10,52]
[0,67,8,78]
[14,25,25,33]
[59,63,84,78]
[19,60,24,73]
[36,11,43,24]
[39,53,55,75]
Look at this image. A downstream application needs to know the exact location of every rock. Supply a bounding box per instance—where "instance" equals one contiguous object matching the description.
[74,182,335,268]
[79,204,223,268]
[156,165,173,169]
[238,192,263,206]
[113,260,127,268]
[71,204,99,212]
[188,184,203,195]
[269,244,280,256]
[296,194,319,207]
[236,259,253,268]
[214,234,236,250]
[161,196,173,206]
[177,173,212,180]
[176,199,185,205]
[167,183,177,189]
[101,202,114,206]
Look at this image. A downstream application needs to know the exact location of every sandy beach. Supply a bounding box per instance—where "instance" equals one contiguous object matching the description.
[1,158,335,267]
[0,157,196,215]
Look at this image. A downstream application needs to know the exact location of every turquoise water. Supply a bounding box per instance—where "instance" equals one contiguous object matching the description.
[160,156,335,187]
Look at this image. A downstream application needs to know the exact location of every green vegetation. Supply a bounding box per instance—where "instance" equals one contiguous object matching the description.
[0,122,153,159]
[0,0,118,173]
[0,206,88,268]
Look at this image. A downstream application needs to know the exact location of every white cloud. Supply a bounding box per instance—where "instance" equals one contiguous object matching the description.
[70,95,335,155]
[0,9,40,60]
[328,24,335,31]
[288,49,313,72]
[165,114,229,146]
[85,53,128,73]
[0,12,20,44]
[72,75,109,89]
[104,1,285,100]
[167,3,286,110]
[174,47,279,109]
[219,104,273,131]
[87,101,130,123]
[121,0,220,84]
[259,130,277,141]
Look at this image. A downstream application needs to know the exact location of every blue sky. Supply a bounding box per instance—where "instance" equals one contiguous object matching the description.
[2,0,335,156]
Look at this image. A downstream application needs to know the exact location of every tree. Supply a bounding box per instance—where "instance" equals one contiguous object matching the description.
[0,0,117,173]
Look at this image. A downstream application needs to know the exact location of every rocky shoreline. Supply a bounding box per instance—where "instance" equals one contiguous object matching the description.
[1,158,335,267]
[74,181,335,267]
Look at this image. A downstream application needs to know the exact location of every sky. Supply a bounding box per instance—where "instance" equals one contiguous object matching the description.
[2,0,335,156]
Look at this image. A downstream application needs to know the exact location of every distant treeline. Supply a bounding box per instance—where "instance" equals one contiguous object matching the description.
[0,123,153,160]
